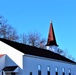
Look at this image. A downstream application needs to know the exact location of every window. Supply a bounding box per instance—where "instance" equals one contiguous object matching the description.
[38,65,41,70]
[55,67,58,72]
[62,68,64,72]
[47,71,50,75]
[30,72,32,75]
[47,66,50,71]
[55,67,58,75]
[47,66,50,75]
[69,69,71,75]
[69,69,71,73]
[38,65,41,75]
[38,70,41,75]
[56,72,58,75]
[63,72,65,75]
[62,68,65,75]
[69,73,71,75]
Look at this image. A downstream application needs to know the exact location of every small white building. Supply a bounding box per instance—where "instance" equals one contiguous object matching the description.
[0,22,76,75]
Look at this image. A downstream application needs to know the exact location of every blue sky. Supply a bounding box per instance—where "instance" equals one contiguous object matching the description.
[0,0,76,59]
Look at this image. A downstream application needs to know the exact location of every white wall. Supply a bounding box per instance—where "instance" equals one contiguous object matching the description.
[0,41,24,69]
[2,55,23,75]
[23,54,76,75]
[46,46,58,53]
[0,41,24,75]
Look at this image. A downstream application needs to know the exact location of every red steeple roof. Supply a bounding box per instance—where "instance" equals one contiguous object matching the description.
[46,21,58,46]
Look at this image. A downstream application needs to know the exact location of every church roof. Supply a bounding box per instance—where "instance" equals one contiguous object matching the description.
[46,21,58,46]
[3,66,18,71]
[0,38,76,64]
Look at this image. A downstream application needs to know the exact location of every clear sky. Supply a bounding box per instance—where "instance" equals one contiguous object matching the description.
[0,0,76,59]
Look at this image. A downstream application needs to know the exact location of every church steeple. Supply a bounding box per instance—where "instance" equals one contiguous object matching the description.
[46,21,58,46]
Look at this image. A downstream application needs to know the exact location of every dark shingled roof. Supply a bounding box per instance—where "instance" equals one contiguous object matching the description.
[3,66,18,71]
[0,38,76,64]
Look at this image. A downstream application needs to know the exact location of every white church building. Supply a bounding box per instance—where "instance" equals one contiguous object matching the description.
[0,22,76,75]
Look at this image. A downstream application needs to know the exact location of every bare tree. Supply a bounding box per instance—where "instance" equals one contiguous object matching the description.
[20,32,46,48]
[39,38,46,48]
[57,48,76,62]
[27,32,46,48]
[8,28,19,41]
[20,33,27,44]
[28,32,40,46]
[0,16,19,41]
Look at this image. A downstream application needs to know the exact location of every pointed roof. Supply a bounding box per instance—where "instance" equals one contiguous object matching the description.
[0,38,75,64]
[46,21,58,46]
[3,66,18,71]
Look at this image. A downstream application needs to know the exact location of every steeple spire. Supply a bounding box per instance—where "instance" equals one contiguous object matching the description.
[50,20,52,23]
[46,21,58,46]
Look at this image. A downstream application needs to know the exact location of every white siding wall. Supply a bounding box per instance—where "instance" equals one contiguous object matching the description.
[5,55,23,75]
[2,55,23,75]
[0,41,24,69]
[23,54,76,75]
[46,46,58,53]
[0,41,24,75]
